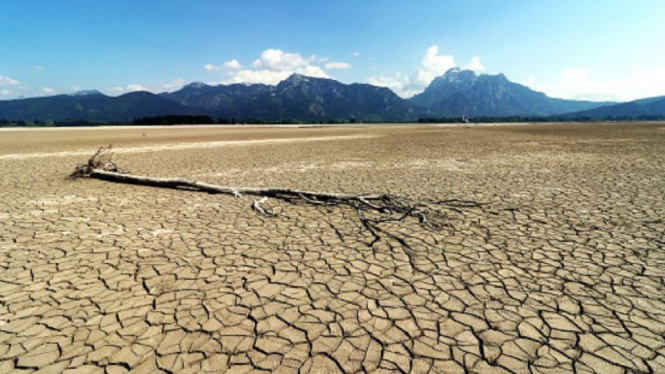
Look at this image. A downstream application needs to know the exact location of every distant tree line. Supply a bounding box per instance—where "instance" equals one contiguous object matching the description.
[0,119,117,127]
[417,115,665,123]
[133,115,216,125]
[1,114,664,128]
[418,116,583,124]
[135,116,355,125]
[0,119,51,127]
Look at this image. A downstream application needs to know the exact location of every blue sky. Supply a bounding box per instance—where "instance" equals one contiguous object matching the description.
[1,1,664,101]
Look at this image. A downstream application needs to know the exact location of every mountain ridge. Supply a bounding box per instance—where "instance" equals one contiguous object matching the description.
[1,69,653,123]
[0,91,194,122]
[409,69,615,117]
[560,95,665,119]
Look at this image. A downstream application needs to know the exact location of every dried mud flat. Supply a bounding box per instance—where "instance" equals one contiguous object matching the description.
[1,123,664,374]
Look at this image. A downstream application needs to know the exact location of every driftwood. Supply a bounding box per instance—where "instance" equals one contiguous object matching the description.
[89,169,382,201]
[70,146,485,232]
[69,145,124,179]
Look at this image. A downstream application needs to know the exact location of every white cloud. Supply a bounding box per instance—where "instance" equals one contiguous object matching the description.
[34,66,44,72]
[41,87,55,94]
[105,84,150,94]
[367,45,479,97]
[251,49,315,71]
[366,74,410,98]
[420,46,456,79]
[525,66,665,102]
[0,75,20,86]
[1,89,10,96]
[223,59,242,70]
[224,65,330,85]
[162,78,185,90]
[227,70,293,85]
[127,84,148,92]
[207,48,336,85]
[463,56,485,72]
[71,85,81,92]
[325,62,352,69]
[204,59,243,71]
[352,52,361,58]
[297,65,329,78]
[367,73,415,96]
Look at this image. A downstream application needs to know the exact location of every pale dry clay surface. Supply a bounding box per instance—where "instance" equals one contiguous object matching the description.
[1,123,664,374]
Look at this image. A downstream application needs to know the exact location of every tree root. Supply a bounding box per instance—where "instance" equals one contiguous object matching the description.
[69,145,124,180]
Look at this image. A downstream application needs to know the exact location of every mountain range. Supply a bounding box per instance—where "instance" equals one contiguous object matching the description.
[160,74,419,122]
[1,68,663,123]
[411,69,613,117]
[0,90,194,122]
[561,95,665,120]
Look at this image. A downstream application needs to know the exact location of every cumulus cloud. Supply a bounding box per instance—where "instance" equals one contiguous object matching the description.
[104,84,151,95]
[367,45,482,98]
[325,62,352,69]
[0,75,20,86]
[126,84,148,92]
[297,65,329,78]
[463,56,485,72]
[419,46,456,79]
[204,59,243,71]
[41,87,55,94]
[251,49,315,71]
[367,73,409,95]
[224,66,330,85]
[1,89,10,96]
[223,59,243,70]
[524,66,665,102]
[228,70,293,85]
[162,78,185,90]
[366,74,415,98]
[205,48,340,85]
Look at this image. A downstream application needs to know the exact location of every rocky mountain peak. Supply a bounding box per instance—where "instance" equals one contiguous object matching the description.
[283,73,309,85]
[410,68,478,107]
[479,73,509,84]
[71,89,104,97]
[441,67,477,82]
[184,82,209,89]
[408,69,612,117]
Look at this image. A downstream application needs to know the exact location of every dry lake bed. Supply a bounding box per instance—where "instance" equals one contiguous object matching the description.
[1,123,664,374]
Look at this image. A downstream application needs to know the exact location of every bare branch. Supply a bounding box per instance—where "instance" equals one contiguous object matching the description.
[71,147,488,235]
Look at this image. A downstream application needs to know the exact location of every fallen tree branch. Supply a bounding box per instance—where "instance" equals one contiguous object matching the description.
[89,169,384,201]
[70,147,486,232]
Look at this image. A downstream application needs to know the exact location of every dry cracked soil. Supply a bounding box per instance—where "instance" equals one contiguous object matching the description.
[1,123,664,374]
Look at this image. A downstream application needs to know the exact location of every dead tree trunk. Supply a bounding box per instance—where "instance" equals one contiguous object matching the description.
[70,145,484,230]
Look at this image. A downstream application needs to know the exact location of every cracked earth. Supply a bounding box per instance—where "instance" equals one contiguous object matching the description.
[1,123,664,374]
